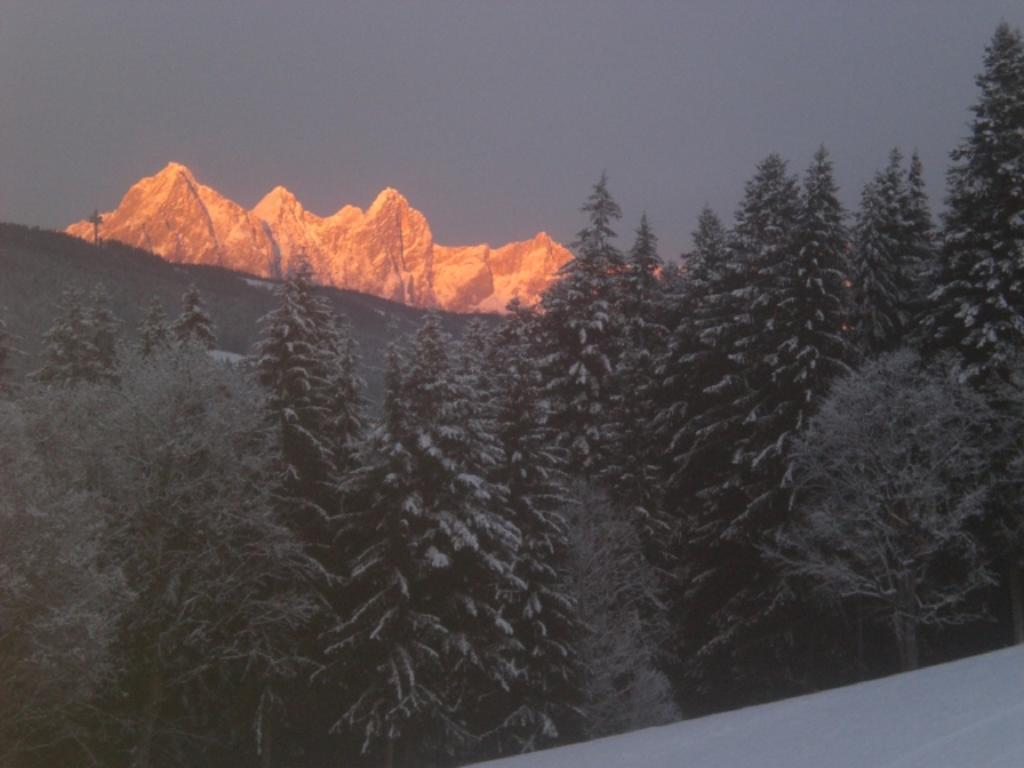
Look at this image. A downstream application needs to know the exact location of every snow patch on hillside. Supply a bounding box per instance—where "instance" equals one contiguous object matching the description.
[472,646,1024,768]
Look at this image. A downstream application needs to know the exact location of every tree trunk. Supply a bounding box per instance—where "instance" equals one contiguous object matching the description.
[133,672,163,768]
[383,734,396,768]
[260,718,273,768]
[1009,561,1024,645]
[894,614,919,672]
[855,601,866,681]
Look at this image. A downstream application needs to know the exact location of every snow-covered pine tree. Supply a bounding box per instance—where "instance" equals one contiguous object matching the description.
[903,150,938,302]
[919,23,1024,644]
[455,317,501,434]
[0,312,14,392]
[171,284,216,350]
[32,288,105,387]
[88,284,120,380]
[724,148,854,701]
[604,214,675,571]
[254,264,339,542]
[487,300,585,755]
[329,313,520,766]
[923,22,1024,385]
[538,174,626,476]
[137,296,171,357]
[654,203,755,713]
[322,311,367,477]
[850,149,920,356]
[564,483,678,737]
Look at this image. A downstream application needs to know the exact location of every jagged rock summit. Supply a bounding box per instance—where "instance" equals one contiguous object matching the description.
[68,162,571,313]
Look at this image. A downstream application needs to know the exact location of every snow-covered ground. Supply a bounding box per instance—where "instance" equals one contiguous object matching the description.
[472,646,1024,768]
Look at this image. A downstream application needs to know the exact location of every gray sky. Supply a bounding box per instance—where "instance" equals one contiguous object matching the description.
[1,1,1021,258]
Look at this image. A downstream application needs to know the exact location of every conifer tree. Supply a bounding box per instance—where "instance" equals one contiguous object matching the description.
[171,284,216,350]
[655,202,753,711]
[88,284,120,380]
[137,296,171,357]
[489,301,584,754]
[850,149,920,355]
[323,312,367,477]
[605,215,674,570]
[254,266,338,540]
[0,313,14,392]
[730,148,853,698]
[923,22,1024,385]
[329,314,520,766]
[33,288,105,387]
[539,174,626,475]
[903,150,938,298]
[730,152,803,517]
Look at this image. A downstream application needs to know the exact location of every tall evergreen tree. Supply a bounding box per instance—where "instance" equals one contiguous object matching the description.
[903,150,938,299]
[605,215,675,570]
[655,202,754,712]
[738,148,854,689]
[330,314,520,766]
[850,149,920,355]
[923,22,1024,384]
[487,302,585,754]
[323,312,367,477]
[171,284,216,350]
[33,289,105,387]
[254,265,339,541]
[137,296,171,358]
[538,174,625,475]
[731,152,803,521]
[0,312,14,392]
[88,284,120,380]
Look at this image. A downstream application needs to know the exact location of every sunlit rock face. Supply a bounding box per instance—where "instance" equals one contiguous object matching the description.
[68,162,570,313]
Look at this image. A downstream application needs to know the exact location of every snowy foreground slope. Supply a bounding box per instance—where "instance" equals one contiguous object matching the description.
[471,646,1024,768]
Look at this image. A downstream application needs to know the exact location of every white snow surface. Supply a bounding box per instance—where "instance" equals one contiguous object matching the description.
[471,646,1024,768]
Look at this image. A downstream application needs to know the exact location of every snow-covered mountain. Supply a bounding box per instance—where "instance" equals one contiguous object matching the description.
[471,646,1024,768]
[67,162,570,313]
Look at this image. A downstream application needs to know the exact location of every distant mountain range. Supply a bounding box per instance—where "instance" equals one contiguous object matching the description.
[0,223,482,399]
[67,163,571,313]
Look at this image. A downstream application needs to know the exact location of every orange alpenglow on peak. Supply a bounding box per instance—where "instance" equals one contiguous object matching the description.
[67,163,571,313]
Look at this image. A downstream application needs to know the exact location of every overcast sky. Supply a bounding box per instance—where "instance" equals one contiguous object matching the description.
[1,1,1021,258]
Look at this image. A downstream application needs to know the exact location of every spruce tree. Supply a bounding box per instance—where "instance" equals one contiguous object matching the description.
[254,266,338,541]
[329,314,520,765]
[88,284,120,380]
[137,296,171,357]
[904,150,938,300]
[922,22,1024,645]
[0,313,14,392]
[605,215,675,570]
[538,174,625,475]
[732,148,853,699]
[489,301,585,754]
[850,149,919,355]
[655,202,754,712]
[323,312,367,477]
[923,22,1024,384]
[171,284,216,350]
[33,289,105,387]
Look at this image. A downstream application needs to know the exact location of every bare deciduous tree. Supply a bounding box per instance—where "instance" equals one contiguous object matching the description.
[773,350,1001,671]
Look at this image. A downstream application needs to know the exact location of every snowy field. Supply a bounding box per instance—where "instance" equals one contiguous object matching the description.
[471,646,1024,768]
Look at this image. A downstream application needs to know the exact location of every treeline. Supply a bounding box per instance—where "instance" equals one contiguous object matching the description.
[1,20,1023,768]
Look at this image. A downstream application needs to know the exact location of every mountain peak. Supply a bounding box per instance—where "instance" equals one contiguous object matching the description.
[367,186,410,214]
[155,161,196,181]
[252,185,302,219]
[67,165,571,313]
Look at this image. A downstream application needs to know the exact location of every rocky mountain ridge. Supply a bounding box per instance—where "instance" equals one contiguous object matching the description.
[67,162,570,312]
